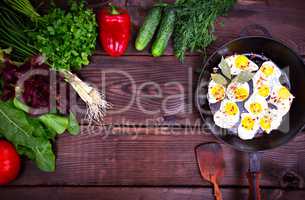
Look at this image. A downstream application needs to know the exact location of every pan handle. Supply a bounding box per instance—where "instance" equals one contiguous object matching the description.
[240,24,272,38]
[247,152,262,200]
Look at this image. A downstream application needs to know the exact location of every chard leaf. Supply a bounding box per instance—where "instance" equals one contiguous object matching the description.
[39,114,69,135]
[211,73,228,86]
[0,101,55,172]
[234,71,254,83]
[218,57,231,79]
[34,141,55,172]
[67,112,80,135]
[16,145,35,160]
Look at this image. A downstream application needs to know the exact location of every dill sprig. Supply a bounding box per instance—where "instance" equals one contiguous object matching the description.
[172,0,236,62]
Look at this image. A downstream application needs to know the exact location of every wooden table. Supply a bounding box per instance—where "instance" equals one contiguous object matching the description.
[2,0,305,199]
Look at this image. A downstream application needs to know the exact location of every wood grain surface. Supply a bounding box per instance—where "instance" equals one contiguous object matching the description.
[3,0,305,200]
[2,187,305,200]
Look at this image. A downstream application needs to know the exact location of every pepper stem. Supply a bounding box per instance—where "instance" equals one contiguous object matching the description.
[109,3,120,15]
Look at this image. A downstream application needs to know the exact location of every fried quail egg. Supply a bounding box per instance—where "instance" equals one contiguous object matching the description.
[252,69,278,99]
[226,81,250,102]
[214,99,240,129]
[238,113,259,140]
[258,61,281,80]
[252,61,282,97]
[253,81,272,99]
[208,80,226,103]
[245,94,268,116]
[269,84,294,116]
[259,109,282,134]
[225,55,259,75]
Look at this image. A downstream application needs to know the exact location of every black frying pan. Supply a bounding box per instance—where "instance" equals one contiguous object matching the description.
[195,24,305,200]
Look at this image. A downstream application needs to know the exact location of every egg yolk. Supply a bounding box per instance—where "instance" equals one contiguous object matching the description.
[234,87,249,101]
[224,102,239,116]
[211,85,225,100]
[260,64,274,77]
[259,115,272,132]
[258,85,270,98]
[235,55,249,70]
[241,116,255,130]
[278,87,291,99]
[249,102,263,115]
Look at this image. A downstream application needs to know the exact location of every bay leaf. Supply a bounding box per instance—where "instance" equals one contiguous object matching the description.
[211,73,228,86]
[218,56,231,79]
[234,71,254,83]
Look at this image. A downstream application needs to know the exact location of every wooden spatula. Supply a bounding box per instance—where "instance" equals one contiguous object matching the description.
[195,143,225,200]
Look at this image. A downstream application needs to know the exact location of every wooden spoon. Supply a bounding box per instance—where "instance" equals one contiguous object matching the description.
[195,143,225,200]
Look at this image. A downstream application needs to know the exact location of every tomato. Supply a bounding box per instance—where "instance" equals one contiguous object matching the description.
[0,140,21,185]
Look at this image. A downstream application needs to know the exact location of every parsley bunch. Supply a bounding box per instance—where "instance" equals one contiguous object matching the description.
[32,1,97,70]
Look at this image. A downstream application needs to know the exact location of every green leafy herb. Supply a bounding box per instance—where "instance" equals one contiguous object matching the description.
[31,1,97,70]
[218,56,231,79]
[173,0,236,61]
[211,73,228,86]
[233,70,254,83]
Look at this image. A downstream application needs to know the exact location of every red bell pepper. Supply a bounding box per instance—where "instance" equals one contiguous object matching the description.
[98,4,131,57]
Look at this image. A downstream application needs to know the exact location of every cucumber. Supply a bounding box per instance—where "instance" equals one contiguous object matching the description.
[135,7,162,51]
[151,9,175,57]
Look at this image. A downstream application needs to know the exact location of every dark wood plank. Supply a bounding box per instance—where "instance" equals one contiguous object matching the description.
[9,127,305,188]
[78,55,202,125]
[1,187,305,200]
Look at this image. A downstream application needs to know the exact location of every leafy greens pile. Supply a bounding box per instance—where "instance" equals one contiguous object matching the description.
[0,0,106,172]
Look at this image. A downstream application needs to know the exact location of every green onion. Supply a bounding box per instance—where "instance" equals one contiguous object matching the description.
[5,0,40,21]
